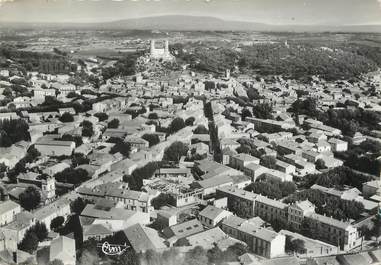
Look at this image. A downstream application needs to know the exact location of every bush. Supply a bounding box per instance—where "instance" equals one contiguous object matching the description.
[169,117,185,134]
[193,125,209,134]
[245,179,296,200]
[151,193,174,209]
[50,216,65,230]
[252,103,273,119]
[284,189,364,220]
[124,161,162,190]
[142,134,160,147]
[163,141,188,163]
[54,168,90,186]
[59,112,74,123]
[302,166,373,190]
[0,118,30,147]
[81,120,94,137]
[108,118,120,129]
[94,112,108,122]
[148,113,159,120]
[110,140,131,157]
[185,117,195,126]
[19,186,41,211]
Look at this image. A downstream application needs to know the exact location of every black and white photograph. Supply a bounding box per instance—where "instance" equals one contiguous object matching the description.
[0,0,380,264]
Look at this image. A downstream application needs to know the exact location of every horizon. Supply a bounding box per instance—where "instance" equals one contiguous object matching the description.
[0,14,381,27]
[0,0,380,26]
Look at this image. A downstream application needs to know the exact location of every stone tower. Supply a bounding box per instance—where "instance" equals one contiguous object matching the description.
[150,40,156,55]
[43,177,56,201]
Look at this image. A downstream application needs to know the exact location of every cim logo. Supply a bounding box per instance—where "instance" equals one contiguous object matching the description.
[98,242,130,256]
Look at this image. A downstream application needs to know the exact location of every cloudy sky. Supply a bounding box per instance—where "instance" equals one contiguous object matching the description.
[0,0,380,25]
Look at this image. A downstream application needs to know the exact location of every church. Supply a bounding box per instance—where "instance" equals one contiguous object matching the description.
[149,40,174,61]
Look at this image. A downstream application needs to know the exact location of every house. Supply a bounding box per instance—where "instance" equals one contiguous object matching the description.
[230,153,260,171]
[77,184,153,213]
[80,202,150,233]
[362,180,378,197]
[33,197,71,231]
[49,236,76,265]
[125,136,149,149]
[328,138,348,152]
[0,141,29,168]
[221,215,285,258]
[279,230,338,258]
[315,141,332,153]
[0,212,36,251]
[302,150,324,163]
[195,159,243,180]
[306,213,362,251]
[216,187,258,219]
[244,163,268,181]
[42,162,70,176]
[162,219,204,243]
[198,205,233,228]
[153,168,192,179]
[192,175,237,196]
[185,227,238,250]
[255,195,288,224]
[124,223,166,253]
[82,223,113,242]
[287,200,315,230]
[263,169,293,182]
[275,159,296,175]
[35,138,75,157]
[0,200,21,227]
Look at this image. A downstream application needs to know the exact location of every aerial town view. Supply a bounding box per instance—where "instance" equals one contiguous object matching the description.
[0,0,380,265]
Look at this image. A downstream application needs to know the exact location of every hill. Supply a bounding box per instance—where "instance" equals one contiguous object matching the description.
[1,15,380,33]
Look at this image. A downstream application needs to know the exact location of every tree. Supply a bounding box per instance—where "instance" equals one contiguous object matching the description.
[142,134,160,147]
[18,231,39,254]
[54,168,90,186]
[19,222,48,253]
[19,186,41,211]
[252,103,273,119]
[148,113,159,120]
[33,222,48,242]
[81,120,94,137]
[193,125,209,134]
[94,112,108,122]
[163,141,188,162]
[185,117,195,126]
[50,216,65,231]
[241,108,252,121]
[108,118,120,129]
[316,159,326,170]
[110,140,131,157]
[125,161,162,191]
[71,153,89,167]
[286,237,306,253]
[0,119,31,147]
[70,197,87,214]
[245,179,296,200]
[260,155,277,169]
[169,117,185,134]
[59,112,74,123]
[151,193,174,210]
[185,246,208,265]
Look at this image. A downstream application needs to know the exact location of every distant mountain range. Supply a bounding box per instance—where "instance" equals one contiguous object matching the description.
[1,15,381,33]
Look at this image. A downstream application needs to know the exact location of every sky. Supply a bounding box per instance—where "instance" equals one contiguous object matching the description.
[0,0,380,25]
